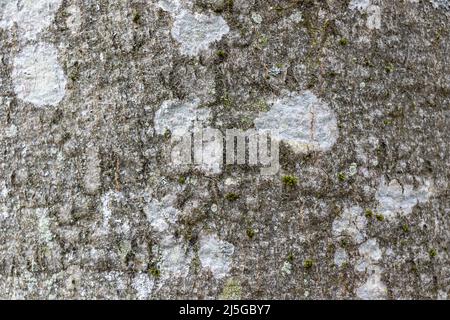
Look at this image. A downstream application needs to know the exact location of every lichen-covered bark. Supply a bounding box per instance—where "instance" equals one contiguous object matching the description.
[0,0,448,299]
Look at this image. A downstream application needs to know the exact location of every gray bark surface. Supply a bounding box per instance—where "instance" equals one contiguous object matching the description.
[0,0,448,299]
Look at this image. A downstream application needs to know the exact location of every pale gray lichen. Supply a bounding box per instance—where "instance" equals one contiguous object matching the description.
[36,208,53,243]
[268,66,282,77]
[348,0,381,30]
[65,4,82,34]
[157,0,230,56]
[287,11,303,23]
[375,177,434,219]
[356,238,383,272]
[332,206,367,243]
[355,239,387,300]
[84,146,102,194]
[430,0,450,9]
[157,235,193,281]
[132,273,154,300]
[0,0,62,41]
[356,271,387,300]
[144,195,180,233]
[254,91,338,154]
[12,43,67,107]
[334,247,348,267]
[198,234,234,279]
[251,12,263,24]
[154,99,211,136]
[281,261,292,275]
[157,0,185,14]
[348,0,372,11]
[171,10,230,56]
[99,191,124,234]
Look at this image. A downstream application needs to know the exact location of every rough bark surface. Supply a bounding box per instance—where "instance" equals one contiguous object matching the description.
[0,0,449,299]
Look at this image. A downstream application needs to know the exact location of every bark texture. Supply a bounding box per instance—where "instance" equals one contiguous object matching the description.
[0,0,449,299]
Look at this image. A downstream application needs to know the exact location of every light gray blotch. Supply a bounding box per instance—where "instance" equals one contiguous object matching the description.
[171,10,230,56]
[375,178,433,219]
[0,0,63,40]
[430,0,450,9]
[332,206,366,243]
[356,272,387,300]
[254,91,338,154]
[154,99,211,137]
[199,234,234,279]
[12,43,67,107]
[334,248,348,267]
[84,146,101,194]
[157,235,193,280]
[144,195,180,233]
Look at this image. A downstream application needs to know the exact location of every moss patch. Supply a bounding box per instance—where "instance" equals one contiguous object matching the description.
[225,192,240,201]
[219,278,242,300]
[282,175,298,187]
[303,259,314,269]
[246,228,255,239]
[148,266,161,278]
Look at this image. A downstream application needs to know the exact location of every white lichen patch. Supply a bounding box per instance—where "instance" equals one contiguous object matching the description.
[355,135,379,166]
[375,177,433,219]
[349,0,381,30]
[157,235,193,280]
[99,191,123,233]
[154,99,211,137]
[66,4,82,34]
[171,10,230,56]
[437,290,448,300]
[3,124,17,138]
[356,271,387,300]
[158,0,229,56]
[349,0,371,11]
[332,206,366,243]
[36,208,53,243]
[64,265,82,291]
[281,261,292,275]
[430,0,450,9]
[0,200,8,222]
[12,43,67,107]
[288,11,303,23]
[199,127,223,175]
[157,0,185,14]
[359,238,382,262]
[347,163,358,177]
[0,0,62,40]
[199,234,234,279]
[132,273,154,300]
[355,238,387,300]
[142,195,193,284]
[144,195,180,233]
[0,182,8,198]
[254,91,338,154]
[355,238,382,272]
[251,12,263,24]
[84,146,101,194]
[366,5,381,30]
[334,247,348,267]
